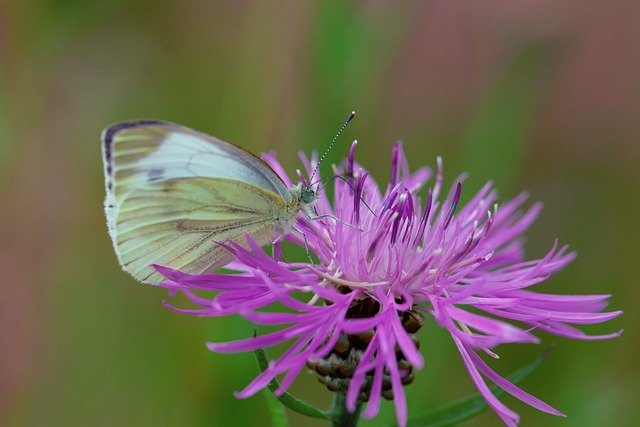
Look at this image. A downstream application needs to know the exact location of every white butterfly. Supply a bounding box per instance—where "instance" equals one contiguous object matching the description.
[102,120,320,284]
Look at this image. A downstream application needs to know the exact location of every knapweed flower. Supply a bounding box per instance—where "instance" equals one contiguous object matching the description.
[156,142,622,427]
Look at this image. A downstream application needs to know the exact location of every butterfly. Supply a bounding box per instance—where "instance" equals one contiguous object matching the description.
[102,119,329,285]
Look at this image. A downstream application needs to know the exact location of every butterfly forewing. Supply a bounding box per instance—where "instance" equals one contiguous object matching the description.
[102,120,291,284]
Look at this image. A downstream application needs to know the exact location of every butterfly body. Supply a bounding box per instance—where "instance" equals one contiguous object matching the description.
[102,120,316,284]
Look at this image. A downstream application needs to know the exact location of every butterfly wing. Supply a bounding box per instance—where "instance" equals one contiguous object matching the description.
[115,177,285,284]
[102,120,290,284]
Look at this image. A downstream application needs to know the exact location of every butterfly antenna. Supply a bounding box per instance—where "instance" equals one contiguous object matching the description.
[309,111,355,183]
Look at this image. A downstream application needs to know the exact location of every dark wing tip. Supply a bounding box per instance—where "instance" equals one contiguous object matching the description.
[101,119,172,163]
[102,119,171,144]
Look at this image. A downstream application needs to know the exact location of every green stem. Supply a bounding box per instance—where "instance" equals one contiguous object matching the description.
[329,393,362,427]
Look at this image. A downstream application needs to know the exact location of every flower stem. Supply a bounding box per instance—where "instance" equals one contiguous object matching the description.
[329,393,362,427]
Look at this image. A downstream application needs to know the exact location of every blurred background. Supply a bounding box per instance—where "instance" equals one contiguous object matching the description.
[1,1,637,426]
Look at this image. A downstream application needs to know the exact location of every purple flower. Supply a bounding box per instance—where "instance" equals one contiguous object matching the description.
[156,142,622,427]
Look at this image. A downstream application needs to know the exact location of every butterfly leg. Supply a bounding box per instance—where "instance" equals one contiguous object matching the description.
[270,238,282,262]
[306,212,357,229]
[272,231,313,265]
[292,225,315,265]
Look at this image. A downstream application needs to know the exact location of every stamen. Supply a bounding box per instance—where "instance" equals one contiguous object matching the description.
[390,194,406,244]
[413,188,433,248]
[381,187,399,212]
[354,171,369,224]
[443,182,462,229]
[348,140,358,187]
[311,268,388,288]
[400,190,414,243]
[390,190,415,244]
[432,156,443,201]
[388,142,401,190]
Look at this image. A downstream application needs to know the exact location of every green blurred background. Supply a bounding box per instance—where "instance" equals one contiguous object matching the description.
[1,1,637,426]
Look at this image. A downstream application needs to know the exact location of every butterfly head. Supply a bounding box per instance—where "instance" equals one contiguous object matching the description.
[300,184,317,204]
[295,169,318,206]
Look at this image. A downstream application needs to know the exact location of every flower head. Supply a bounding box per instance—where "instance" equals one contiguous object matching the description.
[156,142,622,427]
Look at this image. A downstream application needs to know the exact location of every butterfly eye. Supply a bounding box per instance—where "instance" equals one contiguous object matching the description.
[301,186,316,204]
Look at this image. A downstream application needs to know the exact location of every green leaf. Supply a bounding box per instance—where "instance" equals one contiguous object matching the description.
[396,348,551,427]
[262,388,289,427]
[254,348,330,420]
